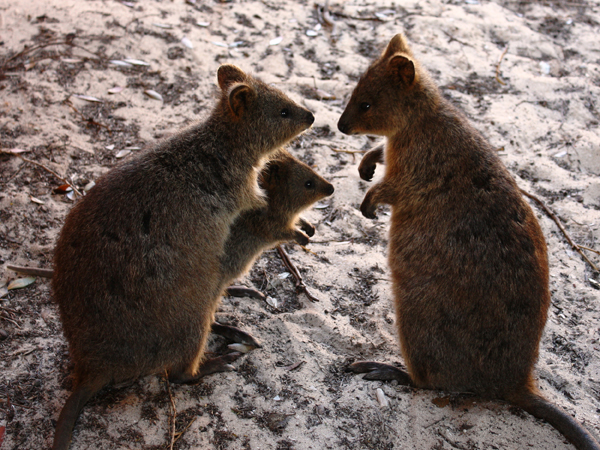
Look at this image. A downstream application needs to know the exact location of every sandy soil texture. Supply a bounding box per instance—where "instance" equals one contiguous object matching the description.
[1,0,600,449]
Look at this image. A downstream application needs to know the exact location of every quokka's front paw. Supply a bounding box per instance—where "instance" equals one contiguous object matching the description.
[358,162,377,182]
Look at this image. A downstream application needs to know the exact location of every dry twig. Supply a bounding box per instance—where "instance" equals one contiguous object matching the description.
[276,245,320,302]
[164,372,177,450]
[0,150,83,197]
[495,46,509,85]
[521,189,599,271]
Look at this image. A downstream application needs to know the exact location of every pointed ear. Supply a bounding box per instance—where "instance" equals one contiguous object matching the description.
[383,34,412,59]
[218,64,246,90]
[388,55,415,86]
[228,83,256,118]
[262,162,280,189]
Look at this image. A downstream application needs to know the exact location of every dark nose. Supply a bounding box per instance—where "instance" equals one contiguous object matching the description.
[325,183,334,196]
[306,111,315,125]
[337,119,348,135]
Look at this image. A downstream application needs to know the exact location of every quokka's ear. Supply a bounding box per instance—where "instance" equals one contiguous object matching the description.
[228,83,256,118]
[261,161,281,189]
[388,55,416,87]
[383,34,412,59]
[218,64,247,91]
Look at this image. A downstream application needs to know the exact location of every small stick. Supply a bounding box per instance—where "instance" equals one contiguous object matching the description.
[579,245,600,256]
[521,189,599,271]
[173,417,197,444]
[0,150,82,197]
[495,46,509,86]
[276,245,320,302]
[164,372,176,450]
[330,147,366,155]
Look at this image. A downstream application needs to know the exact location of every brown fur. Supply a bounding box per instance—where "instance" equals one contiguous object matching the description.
[50,64,314,450]
[340,34,599,450]
[7,151,334,292]
[219,149,334,289]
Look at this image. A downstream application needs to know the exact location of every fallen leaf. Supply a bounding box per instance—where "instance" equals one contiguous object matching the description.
[285,361,305,371]
[306,30,318,37]
[266,296,279,308]
[376,388,389,407]
[269,36,283,46]
[0,286,8,298]
[84,181,96,192]
[62,58,82,64]
[196,21,210,27]
[228,343,254,353]
[152,23,173,29]
[54,184,73,194]
[212,41,229,48]
[108,86,124,95]
[105,144,115,150]
[110,60,133,67]
[30,195,45,205]
[124,58,150,66]
[74,94,102,103]
[8,277,36,290]
[144,90,163,101]
[116,149,131,159]
[181,37,194,49]
[6,148,29,154]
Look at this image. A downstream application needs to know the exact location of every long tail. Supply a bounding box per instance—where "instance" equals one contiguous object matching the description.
[52,380,104,450]
[509,390,600,450]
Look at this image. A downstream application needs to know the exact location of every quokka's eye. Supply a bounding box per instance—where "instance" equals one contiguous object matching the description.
[360,102,371,112]
[281,108,290,117]
[305,180,314,189]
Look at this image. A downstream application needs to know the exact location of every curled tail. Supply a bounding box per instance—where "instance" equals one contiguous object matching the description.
[509,390,600,450]
[52,379,105,450]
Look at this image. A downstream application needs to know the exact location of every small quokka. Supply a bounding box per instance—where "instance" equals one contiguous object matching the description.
[338,34,600,450]
[220,149,334,292]
[49,64,314,450]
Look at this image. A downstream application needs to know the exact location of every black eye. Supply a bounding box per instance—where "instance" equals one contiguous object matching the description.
[305,180,314,189]
[281,108,290,118]
[360,102,371,112]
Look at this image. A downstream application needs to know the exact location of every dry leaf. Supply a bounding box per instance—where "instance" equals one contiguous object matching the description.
[197,21,210,27]
[266,296,279,308]
[84,181,96,192]
[62,58,82,64]
[6,148,29,154]
[30,196,45,205]
[152,23,173,29]
[269,36,283,46]
[212,41,229,48]
[105,144,116,150]
[74,94,102,103]
[144,90,163,101]
[116,149,131,159]
[110,60,133,67]
[124,58,149,66]
[306,30,318,37]
[108,86,124,95]
[181,37,194,49]
[54,184,73,194]
[376,388,389,407]
[228,343,254,353]
[8,277,36,290]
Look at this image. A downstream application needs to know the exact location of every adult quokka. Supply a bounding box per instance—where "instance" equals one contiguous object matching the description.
[339,34,600,450]
[50,64,315,450]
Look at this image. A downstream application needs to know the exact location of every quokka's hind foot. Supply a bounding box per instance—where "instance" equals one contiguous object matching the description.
[211,322,262,349]
[169,352,243,385]
[347,361,413,385]
[225,285,266,300]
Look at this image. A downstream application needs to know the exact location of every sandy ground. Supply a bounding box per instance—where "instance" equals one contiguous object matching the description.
[1,0,600,449]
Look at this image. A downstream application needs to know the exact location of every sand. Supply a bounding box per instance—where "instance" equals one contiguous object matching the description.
[1,0,599,449]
